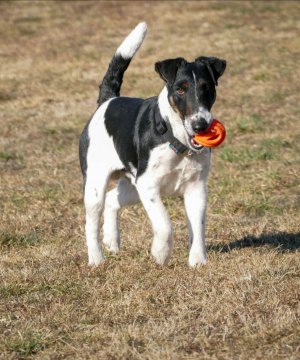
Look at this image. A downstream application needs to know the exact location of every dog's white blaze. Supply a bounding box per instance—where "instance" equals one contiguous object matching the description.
[116,22,147,59]
[128,162,137,177]
[188,71,213,127]
[192,70,198,96]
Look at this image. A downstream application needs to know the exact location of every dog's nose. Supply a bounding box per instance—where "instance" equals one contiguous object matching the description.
[192,118,208,133]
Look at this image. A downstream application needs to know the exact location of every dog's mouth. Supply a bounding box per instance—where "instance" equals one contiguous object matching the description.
[184,123,205,151]
[189,136,203,150]
[184,123,204,151]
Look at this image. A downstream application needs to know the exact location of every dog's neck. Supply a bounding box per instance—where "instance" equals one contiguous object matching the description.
[158,87,189,147]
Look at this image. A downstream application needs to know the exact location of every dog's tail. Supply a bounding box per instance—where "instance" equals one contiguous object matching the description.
[97,22,147,106]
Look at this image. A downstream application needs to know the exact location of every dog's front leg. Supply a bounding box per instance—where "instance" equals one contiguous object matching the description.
[137,181,173,265]
[184,179,207,267]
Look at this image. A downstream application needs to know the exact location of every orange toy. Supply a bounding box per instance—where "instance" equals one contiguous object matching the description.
[193,119,226,148]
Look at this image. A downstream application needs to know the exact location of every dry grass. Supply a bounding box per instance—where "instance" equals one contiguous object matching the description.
[1,1,300,359]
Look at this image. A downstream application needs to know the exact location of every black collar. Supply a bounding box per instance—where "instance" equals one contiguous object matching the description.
[154,105,189,155]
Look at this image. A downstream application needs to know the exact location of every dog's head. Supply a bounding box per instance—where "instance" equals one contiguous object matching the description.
[155,56,226,150]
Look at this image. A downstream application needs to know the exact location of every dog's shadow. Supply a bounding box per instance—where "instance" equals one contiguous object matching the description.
[208,232,300,253]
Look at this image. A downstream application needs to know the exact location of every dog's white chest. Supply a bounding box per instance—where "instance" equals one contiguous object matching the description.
[142,143,211,196]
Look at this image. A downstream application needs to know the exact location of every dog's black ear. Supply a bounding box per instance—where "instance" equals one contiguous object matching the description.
[196,56,226,86]
[155,58,186,85]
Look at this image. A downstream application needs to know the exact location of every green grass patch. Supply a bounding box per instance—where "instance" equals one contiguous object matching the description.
[262,138,292,148]
[0,231,44,248]
[35,282,83,296]
[6,331,48,356]
[226,187,286,217]
[245,193,285,217]
[219,137,290,164]
[1,284,28,297]
[253,72,272,82]
[40,185,63,202]
[44,126,78,137]
[236,113,264,134]
[43,125,80,151]
[1,281,82,298]
[0,151,25,169]
[14,16,43,23]
[0,151,19,161]
[219,146,274,164]
[10,194,28,206]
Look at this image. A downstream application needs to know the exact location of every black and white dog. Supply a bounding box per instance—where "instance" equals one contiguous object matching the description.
[79,22,226,267]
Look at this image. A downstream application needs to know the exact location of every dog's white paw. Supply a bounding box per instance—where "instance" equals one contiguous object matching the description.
[102,235,120,254]
[88,250,105,266]
[103,242,119,254]
[188,252,207,268]
[151,242,172,265]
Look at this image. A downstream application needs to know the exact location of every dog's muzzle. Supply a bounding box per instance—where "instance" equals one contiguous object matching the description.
[191,117,209,133]
[184,107,213,150]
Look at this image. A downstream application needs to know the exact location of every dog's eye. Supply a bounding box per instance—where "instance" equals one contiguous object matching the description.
[176,82,189,95]
[201,83,212,91]
[176,88,185,95]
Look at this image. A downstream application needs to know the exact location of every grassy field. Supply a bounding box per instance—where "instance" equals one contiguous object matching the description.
[1,1,300,359]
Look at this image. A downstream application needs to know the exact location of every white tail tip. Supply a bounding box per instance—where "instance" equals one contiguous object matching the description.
[116,22,147,59]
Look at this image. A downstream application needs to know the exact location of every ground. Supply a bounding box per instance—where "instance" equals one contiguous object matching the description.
[0,1,299,359]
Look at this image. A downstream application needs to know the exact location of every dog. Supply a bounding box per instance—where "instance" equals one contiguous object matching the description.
[79,22,226,267]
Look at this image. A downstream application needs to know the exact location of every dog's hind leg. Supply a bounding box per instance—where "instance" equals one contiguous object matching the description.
[84,168,111,266]
[103,178,140,253]
[81,98,127,265]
